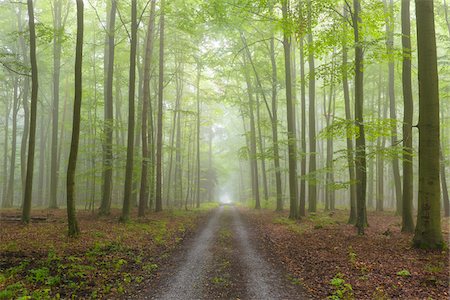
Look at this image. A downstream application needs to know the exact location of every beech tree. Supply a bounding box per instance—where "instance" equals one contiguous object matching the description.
[413,0,443,249]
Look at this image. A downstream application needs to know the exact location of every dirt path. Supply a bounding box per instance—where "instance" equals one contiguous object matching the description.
[147,206,305,300]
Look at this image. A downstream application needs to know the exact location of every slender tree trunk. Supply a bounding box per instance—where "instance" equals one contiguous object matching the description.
[299,36,306,216]
[307,0,317,213]
[37,118,48,206]
[439,147,449,217]
[155,0,165,212]
[413,0,443,248]
[325,58,336,211]
[383,0,402,215]
[269,35,283,212]
[99,0,116,216]
[401,0,414,232]
[377,72,386,212]
[174,66,184,207]
[256,92,269,204]
[4,79,19,208]
[121,0,137,222]
[196,61,201,208]
[282,0,299,219]
[50,0,61,209]
[2,94,11,207]
[243,57,261,209]
[139,0,156,217]
[353,0,367,235]
[66,0,83,237]
[17,5,30,201]
[22,0,39,224]
[343,2,356,225]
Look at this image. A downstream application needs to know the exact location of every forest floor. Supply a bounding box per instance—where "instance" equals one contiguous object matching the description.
[0,204,216,299]
[1,205,448,299]
[243,208,450,299]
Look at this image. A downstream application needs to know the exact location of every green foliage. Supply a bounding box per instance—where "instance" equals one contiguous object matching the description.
[348,246,357,266]
[143,263,158,274]
[396,269,411,277]
[0,283,26,300]
[27,267,50,284]
[328,273,354,300]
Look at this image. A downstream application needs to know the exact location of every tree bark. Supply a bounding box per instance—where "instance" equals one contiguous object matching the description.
[353,0,367,235]
[121,0,138,222]
[99,0,116,216]
[243,56,261,209]
[66,0,83,237]
[155,0,165,212]
[401,0,414,232]
[139,0,156,217]
[299,36,306,216]
[440,147,449,217]
[282,0,299,219]
[383,0,402,215]
[22,0,39,224]
[307,0,317,213]
[413,0,443,248]
[196,61,201,208]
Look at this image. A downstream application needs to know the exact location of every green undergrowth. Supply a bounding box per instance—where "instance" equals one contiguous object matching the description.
[273,211,347,234]
[0,206,216,299]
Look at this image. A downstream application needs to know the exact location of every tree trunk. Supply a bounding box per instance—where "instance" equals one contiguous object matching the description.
[22,0,39,224]
[440,147,449,217]
[121,0,137,222]
[299,36,306,216]
[139,0,156,217]
[196,61,201,208]
[155,0,165,212]
[307,0,317,213]
[17,5,30,201]
[269,35,283,212]
[413,0,443,249]
[99,0,116,216]
[243,57,261,209]
[66,0,83,237]
[50,0,62,209]
[401,0,414,232]
[282,0,299,219]
[256,92,269,205]
[4,79,19,208]
[383,0,402,215]
[353,0,367,235]
[2,91,11,207]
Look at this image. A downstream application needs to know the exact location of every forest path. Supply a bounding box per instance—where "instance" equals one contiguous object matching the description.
[147,205,305,300]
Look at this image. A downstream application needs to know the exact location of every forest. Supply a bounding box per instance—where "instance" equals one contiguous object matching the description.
[0,0,449,299]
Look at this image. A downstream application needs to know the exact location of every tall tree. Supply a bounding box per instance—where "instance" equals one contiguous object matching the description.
[342,6,357,224]
[66,0,84,237]
[307,0,317,212]
[196,60,201,208]
[243,56,261,210]
[270,35,283,212]
[282,0,299,219]
[139,0,157,217]
[353,0,367,235]
[49,0,69,209]
[121,0,138,222]
[99,0,117,216]
[299,36,306,216]
[4,78,19,208]
[401,0,414,232]
[413,0,443,249]
[21,0,38,224]
[155,0,165,212]
[384,0,402,215]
